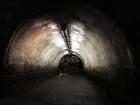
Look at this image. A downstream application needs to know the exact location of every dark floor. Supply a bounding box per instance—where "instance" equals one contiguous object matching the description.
[0,73,113,105]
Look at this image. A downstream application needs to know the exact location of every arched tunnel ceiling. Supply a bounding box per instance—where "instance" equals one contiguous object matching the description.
[4,7,133,72]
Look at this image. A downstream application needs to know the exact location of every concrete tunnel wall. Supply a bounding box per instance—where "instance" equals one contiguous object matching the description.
[4,7,133,73]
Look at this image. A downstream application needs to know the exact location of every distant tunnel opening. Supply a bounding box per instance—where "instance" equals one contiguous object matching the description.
[59,54,83,74]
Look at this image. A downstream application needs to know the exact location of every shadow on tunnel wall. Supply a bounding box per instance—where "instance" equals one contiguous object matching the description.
[84,66,137,105]
[0,64,59,97]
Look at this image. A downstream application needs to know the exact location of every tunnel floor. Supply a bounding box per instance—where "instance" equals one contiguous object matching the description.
[0,73,113,105]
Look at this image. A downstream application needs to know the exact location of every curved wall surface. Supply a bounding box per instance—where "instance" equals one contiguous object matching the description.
[4,7,133,72]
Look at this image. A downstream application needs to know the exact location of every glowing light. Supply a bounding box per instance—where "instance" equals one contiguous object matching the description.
[69,22,85,50]
[50,32,66,48]
[63,51,69,55]
[48,23,58,29]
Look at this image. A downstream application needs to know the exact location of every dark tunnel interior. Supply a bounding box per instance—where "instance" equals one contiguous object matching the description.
[59,54,84,74]
[0,0,140,105]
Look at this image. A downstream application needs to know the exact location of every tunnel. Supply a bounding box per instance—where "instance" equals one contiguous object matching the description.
[0,5,136,105]
[4,7,132,72]
[59,54,83,74]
